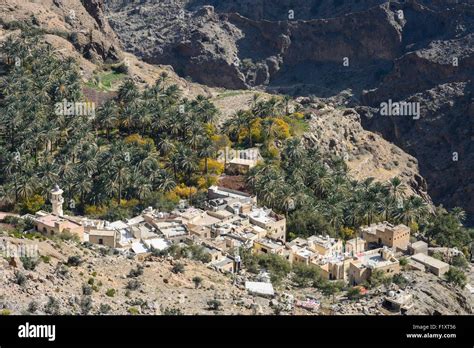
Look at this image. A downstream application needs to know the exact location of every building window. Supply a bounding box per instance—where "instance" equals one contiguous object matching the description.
[98,238,103,245]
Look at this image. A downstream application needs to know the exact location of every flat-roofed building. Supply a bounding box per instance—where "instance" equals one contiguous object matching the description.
[88,229,118,248]
[208,186,256,204]
[248,208,286,242]
[292,247,318,265]
[153,220,189,243]
[253,238,286,255]
[221,147,263,174]
[411,253,449,276]
[210,256,235,273]
[33,212,84,241]
[307,235,343,257]
[345,237,366,255]
[408,241,428,255]
[313,257,351,281]
[361,222,410,250]
[348,247,400,285]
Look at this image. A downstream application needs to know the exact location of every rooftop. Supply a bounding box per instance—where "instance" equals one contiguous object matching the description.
[353,249,397,269]
[208,186,254,201]
[35,214,82,230]
[245,281,275,297]
[249,208,279,225]
[143,238,169,251]
[411,253,449,269]
[88,229,116,237]
[155,220,188,237]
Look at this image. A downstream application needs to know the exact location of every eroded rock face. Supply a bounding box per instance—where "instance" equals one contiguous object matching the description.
[302,105,431,202]
[0,0,122,63]
[360,81,474,224]
[105,0,406,90]
[104,1,471,92]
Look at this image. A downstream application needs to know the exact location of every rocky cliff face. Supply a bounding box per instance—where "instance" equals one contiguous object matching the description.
[302,104,431,201]
[104,0,472,93]
[0,0,122,63]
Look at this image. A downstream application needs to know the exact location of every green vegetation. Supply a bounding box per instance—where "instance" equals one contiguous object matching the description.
[126,279,141,290]
[451,254,469,269]
[444,267,467,288]
[223,95,300,150]
[128,265,144,278]
[44,296,60,315]
[245,138,472,247]
[322,281,345,303]
[80,296,93,315]
[13,270,27,286]
[162,307,183,315]
[20,256,40,271]
[0,31,470,255]
[154,244,211,264]
[86,70,127,91]
[347,286,363,300]
[207,299,222,311]
[82,284,93,295]
[99,303,112,314]
[425,207,473,251]
[241,248,291,284]
[27,301,38,313]
[192,276,203,289]
[128,307,140,315]
[0,33,221,220]
[292,263,326,288]
[106,288,116,297]
[40,255,51,263]
[399,257,408,267]
[171,263,185,274]
[392,274,409,288]
[67,256,83,267]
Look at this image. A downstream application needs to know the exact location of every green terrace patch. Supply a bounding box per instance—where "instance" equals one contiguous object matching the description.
[86,71,127,91]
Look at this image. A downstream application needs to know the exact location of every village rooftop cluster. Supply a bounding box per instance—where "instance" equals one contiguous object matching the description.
[18,183,457,302]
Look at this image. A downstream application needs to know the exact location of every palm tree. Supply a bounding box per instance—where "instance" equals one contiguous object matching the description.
[283,95,292,116]
[157,136,175,157]
[281,137,305,166]
[117,79,139,104]
[386,177,407,202]
[451,207,466,223]
[157,170,176,193]
[408,195,429,224]
[378,195,396,222]
[95,100,117,139]
[198,138,215,174]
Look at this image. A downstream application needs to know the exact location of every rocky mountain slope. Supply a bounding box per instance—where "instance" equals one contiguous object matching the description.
[302,103,430,200]
[1,234,472,315]
[105,0,473,223]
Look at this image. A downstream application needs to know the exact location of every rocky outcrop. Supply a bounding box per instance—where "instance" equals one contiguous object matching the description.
[302,104,431,202]
[105,0,406,90]
[0,0,122,63]
[359,81,474,224]
[104,0,472,92]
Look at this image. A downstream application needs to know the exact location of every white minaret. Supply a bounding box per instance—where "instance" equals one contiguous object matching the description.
[51,184,64,217]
